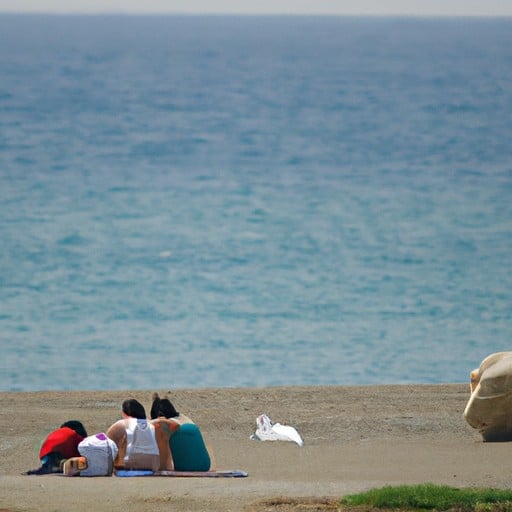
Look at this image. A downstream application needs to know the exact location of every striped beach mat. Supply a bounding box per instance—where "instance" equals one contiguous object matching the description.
[115,469,248,478]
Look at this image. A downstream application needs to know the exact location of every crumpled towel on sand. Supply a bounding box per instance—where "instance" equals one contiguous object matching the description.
[250,414,303,446]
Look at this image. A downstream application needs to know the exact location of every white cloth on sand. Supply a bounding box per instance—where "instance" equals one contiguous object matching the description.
[250,414,304,446]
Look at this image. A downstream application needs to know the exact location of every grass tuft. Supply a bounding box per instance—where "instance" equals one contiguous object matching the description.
[341,483,512,511]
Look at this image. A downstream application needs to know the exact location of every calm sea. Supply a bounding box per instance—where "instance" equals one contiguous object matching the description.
[1,15,511,392]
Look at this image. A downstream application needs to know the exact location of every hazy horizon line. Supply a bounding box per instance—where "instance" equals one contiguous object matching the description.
[1,10,511,18]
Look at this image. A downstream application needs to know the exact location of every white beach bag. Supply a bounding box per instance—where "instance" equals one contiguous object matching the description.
[78,433,118,476]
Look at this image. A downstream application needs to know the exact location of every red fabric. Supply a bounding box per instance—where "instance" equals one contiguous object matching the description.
[39,427,85,459]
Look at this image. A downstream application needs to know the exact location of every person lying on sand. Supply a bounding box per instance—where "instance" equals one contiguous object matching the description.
[26,420,88,475]
[150,393,212,471]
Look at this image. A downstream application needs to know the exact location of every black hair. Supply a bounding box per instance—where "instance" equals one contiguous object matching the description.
[150,392,179,419]
[60,420,88,438]
[122,398,147,419]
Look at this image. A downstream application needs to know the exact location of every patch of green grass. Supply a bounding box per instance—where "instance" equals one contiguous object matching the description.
[341,483,512,511]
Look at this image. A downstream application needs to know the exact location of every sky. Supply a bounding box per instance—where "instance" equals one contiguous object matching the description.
[0,0,511,17]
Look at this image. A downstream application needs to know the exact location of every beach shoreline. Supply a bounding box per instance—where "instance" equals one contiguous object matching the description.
[1,384,508,512]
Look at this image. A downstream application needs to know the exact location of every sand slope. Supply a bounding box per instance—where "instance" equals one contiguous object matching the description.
[1,384,509,512]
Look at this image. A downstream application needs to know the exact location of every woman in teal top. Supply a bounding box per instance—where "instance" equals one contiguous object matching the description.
[150,393,211,471]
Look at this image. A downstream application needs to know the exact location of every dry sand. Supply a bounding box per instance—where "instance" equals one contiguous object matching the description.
[0,384,508,512]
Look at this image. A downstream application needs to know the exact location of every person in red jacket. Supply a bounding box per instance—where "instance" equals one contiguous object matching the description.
[26,420,88,475]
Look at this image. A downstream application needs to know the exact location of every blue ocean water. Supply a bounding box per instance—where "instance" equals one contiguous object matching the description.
[1,15,511,392]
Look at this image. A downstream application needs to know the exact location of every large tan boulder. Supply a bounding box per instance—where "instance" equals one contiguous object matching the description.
[464,351,512,441]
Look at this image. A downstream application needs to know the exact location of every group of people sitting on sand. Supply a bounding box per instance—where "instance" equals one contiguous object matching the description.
[26,393,212,475]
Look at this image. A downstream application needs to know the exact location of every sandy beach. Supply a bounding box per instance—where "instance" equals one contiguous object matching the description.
[1,384,509,512]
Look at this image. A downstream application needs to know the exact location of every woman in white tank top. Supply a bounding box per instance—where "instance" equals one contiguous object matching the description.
[106,399,160,471]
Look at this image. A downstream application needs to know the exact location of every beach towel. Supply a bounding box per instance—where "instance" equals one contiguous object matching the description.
[115,469,248,478]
